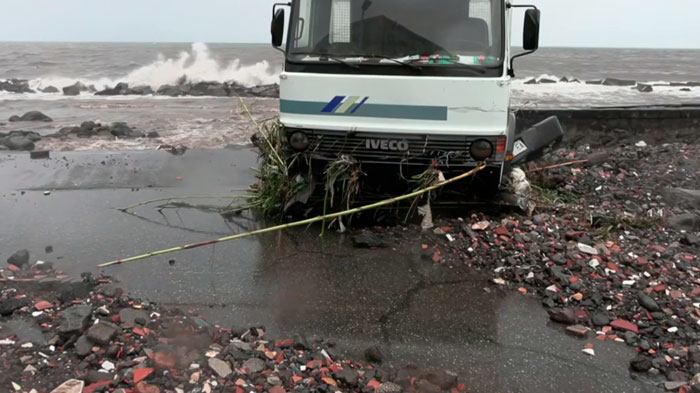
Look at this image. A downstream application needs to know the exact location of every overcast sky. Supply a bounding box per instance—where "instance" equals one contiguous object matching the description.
[1,0,698,49]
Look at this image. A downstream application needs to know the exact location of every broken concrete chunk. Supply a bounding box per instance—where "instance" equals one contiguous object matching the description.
[86,321,120,345]
[208,358,232,378]
[57,305,92,336]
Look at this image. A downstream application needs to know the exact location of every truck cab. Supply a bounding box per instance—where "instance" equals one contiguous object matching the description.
[270,0,563,193]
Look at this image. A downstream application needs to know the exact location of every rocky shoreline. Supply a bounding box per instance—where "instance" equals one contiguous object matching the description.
[1,113,156,151]
[523,76,700,93]
[0,79,279,98]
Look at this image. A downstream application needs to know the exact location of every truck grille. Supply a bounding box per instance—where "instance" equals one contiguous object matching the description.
[299,130,504,167]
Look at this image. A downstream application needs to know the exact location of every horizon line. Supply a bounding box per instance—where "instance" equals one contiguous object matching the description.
[0,40,699,50]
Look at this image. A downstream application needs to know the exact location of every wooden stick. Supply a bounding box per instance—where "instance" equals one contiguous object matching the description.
[528,159,589,173]
[98,165,486,268]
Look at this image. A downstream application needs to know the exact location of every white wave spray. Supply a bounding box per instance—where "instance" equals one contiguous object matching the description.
[29,43,280,92]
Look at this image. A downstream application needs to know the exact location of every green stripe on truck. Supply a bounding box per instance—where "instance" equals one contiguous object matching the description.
[280,99,448,121]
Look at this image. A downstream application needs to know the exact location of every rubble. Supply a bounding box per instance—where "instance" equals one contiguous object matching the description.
[0,261,468,393]
[407,141,699,384]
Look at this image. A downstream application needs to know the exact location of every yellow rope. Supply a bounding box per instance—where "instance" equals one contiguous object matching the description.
[98,165,486,268]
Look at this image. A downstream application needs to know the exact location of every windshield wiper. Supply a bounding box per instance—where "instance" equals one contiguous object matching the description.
[290,52,359,69]
[349,54,423,71]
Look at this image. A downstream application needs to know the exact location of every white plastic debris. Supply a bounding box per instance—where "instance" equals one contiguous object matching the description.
[577,243,598,255]
[446,234,455,242]
[32,311,43,317]
[588,259,600,268]
[0,339,16,345]
[508,168,536,214]
[101,360,115,371]
[635,140,648,148]
[21,343,33,348]
[668,327,679,333]
[582,348,595,356]
[546,285,559,293]
[493,278,506,285]
[418,203,434,229]
[622,280,636,286]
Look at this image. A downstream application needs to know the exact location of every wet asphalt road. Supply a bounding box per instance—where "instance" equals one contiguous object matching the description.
[0,149,662,393]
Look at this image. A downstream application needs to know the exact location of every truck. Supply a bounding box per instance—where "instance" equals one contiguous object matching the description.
[269,0,563,195]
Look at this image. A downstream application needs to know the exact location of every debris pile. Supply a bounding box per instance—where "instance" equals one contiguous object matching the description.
[414,141,700,387]
[1,254,466,393]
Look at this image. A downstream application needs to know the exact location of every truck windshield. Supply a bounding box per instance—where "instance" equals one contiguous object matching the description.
[287,0,504,67]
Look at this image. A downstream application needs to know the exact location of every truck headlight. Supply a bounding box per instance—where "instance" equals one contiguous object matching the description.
[470,139,493,161]
[289,131,309,151]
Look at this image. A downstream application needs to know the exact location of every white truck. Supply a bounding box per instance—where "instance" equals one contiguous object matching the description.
[270,0,563,194]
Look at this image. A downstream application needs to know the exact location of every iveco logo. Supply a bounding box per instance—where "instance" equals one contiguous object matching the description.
[366,139,409,151]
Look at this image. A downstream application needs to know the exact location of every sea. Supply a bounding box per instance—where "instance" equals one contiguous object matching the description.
[1,42,699,151]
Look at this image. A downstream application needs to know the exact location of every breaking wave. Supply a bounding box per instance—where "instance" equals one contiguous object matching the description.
[27,43,280,92]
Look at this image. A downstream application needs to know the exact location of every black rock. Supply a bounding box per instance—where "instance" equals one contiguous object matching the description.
[663,188,700,210]
[146,131,160,138]
[539,78,557,84]
[547,308,576,324]
[602,78,636,87]
[62,82,88,96]
[12,111,53,122]
[74,335,93,356]
[689,345,700,364]
[58,281,93,303]
[80,121,96,132]
[668,213,700,232]
[156,85,182,97]
[58,305,93,336]
[638,293,660,312]
[0,79,35,93]
[665,370,689,382]
[109,122,144,138]
[0,297,31,316]
[591,312,611,327]
[40,86,59,93]
[2,136,35,151]
[86,370,114,384]
[351,231,387,248]
[630,355,652,372]
[524,78,537,85]
[96,82,132,96]
[682,233,700,246]
[293,333,310,350]
[86,321,119,345]
[130,85,154,95]
[8,115,21,122]
[333,368,359,386]
[7,249,30,267]
[634,83,653,93]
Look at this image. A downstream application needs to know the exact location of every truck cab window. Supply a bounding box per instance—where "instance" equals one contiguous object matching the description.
[288,0,503,67]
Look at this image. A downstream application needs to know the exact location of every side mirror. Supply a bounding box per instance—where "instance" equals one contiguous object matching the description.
[271,8,286,48]
[523,9,540,51]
